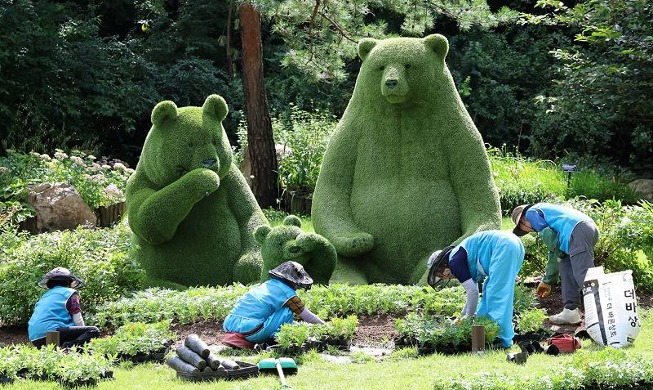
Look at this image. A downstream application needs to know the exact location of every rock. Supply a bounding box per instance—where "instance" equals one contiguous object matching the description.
[27,182,97,232]
[627,179,653,202]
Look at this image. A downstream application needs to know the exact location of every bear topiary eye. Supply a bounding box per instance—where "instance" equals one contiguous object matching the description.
[378,65,385,71]
[405,64,412,69]
[188,142,194,149]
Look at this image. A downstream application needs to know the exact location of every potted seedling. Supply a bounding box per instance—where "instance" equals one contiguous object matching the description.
[514,308,551,343]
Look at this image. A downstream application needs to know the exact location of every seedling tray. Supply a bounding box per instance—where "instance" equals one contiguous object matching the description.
[176,361,259,382]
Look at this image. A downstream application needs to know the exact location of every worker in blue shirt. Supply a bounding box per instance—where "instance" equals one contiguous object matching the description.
[222,261,324,349]
[512,203,599,325]
[427,230,525,348]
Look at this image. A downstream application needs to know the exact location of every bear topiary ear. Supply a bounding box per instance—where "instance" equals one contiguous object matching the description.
[358,38,378,61]
[203,94,229,122]
[424,34,449,59]
[254,225,272,244]
[151,100,178,127]
[283,215,302,228]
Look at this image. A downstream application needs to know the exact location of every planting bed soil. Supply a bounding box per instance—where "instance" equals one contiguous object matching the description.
[2,287,651,350]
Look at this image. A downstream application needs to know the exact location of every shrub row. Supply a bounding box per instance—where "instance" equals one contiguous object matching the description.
[0,223,144,326]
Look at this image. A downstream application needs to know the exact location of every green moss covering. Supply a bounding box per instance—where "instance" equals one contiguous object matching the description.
[312,34,501,284]
[255,215,336,284]
[126,95,267,288]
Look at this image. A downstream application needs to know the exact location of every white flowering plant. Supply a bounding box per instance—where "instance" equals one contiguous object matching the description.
[0,150,132,226]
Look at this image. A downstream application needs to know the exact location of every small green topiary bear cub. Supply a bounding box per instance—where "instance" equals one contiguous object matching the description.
[126,94,267,288]
[255,215,336,285]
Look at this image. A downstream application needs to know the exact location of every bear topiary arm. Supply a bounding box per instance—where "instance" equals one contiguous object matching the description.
[223,165,267,283]
[127,168,220,245]
[294,233,337,285]
[447,129,502,244]
[312,120,374,258]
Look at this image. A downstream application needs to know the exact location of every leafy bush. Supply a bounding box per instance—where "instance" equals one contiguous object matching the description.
[0,150,132,226]
[0,223,144,326]
[567,170,638,203]
[0,344,113,385]
[274,105,336,196]
[394,313,500,351]
[515,308,548,334]
[488,145,567,214]
[88,320,175,359]
[569,199,653,292]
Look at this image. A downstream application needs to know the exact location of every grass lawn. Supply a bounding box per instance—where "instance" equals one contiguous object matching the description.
[4,310,651,389]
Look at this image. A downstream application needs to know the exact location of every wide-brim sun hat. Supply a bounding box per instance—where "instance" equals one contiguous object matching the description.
[427,245,455,289]
[511,204,532,237]
[38,267,84,289]
[269,261,314,289]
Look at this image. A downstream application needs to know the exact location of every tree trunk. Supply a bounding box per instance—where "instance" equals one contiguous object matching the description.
[239,1,278,208]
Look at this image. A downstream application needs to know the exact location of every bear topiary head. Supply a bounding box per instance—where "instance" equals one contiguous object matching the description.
[140,94,233,187]
[255,215,307,270]
[355,34,450,105]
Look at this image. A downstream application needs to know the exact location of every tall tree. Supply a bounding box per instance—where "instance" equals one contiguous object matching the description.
[239,2,278,207]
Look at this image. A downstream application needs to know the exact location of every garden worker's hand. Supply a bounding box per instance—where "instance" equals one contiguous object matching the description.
[537,282,552,298]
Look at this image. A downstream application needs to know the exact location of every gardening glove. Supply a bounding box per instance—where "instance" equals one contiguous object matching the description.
[536,282,552,298]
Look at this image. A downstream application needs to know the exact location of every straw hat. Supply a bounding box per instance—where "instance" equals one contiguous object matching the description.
[511,204,531,237]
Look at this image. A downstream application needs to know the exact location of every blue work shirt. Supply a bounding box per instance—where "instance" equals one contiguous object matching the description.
[524,203,592,253]
[223,278,297,335]
[28,286,76,341]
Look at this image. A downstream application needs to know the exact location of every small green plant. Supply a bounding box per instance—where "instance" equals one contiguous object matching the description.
[515,308,548,334]
[88,320,175,359]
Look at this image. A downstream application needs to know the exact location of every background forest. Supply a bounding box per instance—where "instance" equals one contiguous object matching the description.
[1,0,651,206]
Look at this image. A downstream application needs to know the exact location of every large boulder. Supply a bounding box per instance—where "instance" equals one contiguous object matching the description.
[627,179,653,202]
[27,182,97,232]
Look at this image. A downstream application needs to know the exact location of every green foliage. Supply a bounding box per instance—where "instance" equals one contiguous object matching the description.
[254,0,518,82]
[88,320,175,358]
[90,283,466,328]
[512,284,538,315]
[0,344,113,385]
[394,313,500,349]
[569,199,653,292]
[434,348,653,389]
[515,308,548,334]
[522,0,653,168]
[274,105,336,196]
[274,315,358,351]
[488,145,567,213]
[0,223,144,326]
[448,25,567,151]
[0,150,131,219]
[567,170,638,203]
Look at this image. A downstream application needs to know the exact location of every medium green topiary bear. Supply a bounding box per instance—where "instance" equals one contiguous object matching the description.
[254,215,336,285]
[312,34,501,285]
[126,95,267,288]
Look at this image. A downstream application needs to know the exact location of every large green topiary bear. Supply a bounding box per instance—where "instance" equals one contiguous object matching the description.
[254,215,336,285]
[126,95,267,288]
[312,34,501,285]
